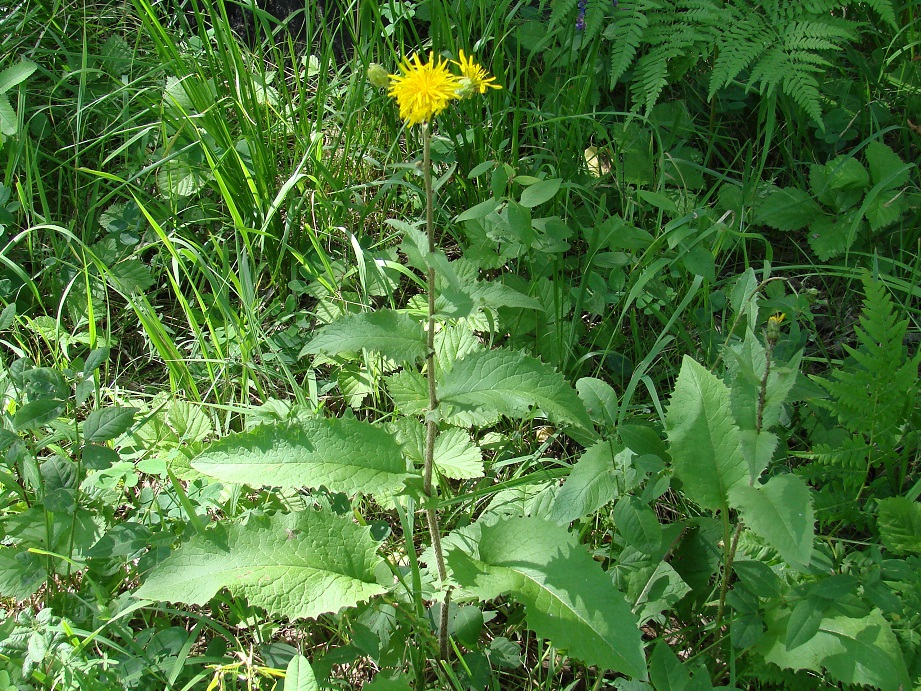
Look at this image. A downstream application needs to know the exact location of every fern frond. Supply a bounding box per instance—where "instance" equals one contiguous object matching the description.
[608,7,648,85]
[549,0,581,29]
[632,45,680,112]
[817,271,920,457]
[582,0,608,43]
[709,18,772,97]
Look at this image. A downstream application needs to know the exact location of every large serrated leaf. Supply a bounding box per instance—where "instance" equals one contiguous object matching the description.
[729,474,814,568]
[666,356,746,512]
[299,310,426,362]
[446,517,646,679]
[82,406,138,442]
[439,349,592,431]
[192,419,413,497]
[135,510,386,620]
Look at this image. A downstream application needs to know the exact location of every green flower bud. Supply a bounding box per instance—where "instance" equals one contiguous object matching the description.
[367,63,390,89]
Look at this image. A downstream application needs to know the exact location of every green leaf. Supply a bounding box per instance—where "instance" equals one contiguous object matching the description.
[446,517,646,679]
[877,497,921,555]
[755,187,823,231]
[135,510,386,620]
[632,561,691,625]
[299,310,426,362]
[385,369,429,416]
[519,178,562,208]
[0,548,45,599]
[0,303,15,331]
[758,608,910,691]
[822,156,869,192]
[649,641,690,691]
[807,215,849,261]
[439,348,593,431]
[434,427,484,479]
[284,655,319,691]
[785,596,825,650]
[729,474,814,568]
[576,377,619,428]
[0,97,18,137]
[192,419,413,498]
[614,496,662,555]
[666,356,746,512]
[107,259,155,294]
[550,441,630,524]
[13,399,65,430]
[0,60,38,95]
[82,407,138,442]
[865,141,910,189]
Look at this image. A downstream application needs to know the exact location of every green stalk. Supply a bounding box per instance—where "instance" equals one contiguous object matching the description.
[421,122,451,661]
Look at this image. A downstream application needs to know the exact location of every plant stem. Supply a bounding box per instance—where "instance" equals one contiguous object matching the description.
[421,122,451,661]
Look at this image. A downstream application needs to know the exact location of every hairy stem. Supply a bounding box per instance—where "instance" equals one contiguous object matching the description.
[421,122,451,661]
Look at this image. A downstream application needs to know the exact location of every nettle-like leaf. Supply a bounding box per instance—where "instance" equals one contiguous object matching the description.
[135,510,386,620]
[299,310,426,362]
[757,608,910,691]
[438,348,593,431]
[729,474,814,568]
[666,356,747,512]
[192,418,413,497]
[446,517,647,679]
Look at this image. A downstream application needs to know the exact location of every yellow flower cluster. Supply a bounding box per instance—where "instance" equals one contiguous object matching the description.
[385,50,500,127]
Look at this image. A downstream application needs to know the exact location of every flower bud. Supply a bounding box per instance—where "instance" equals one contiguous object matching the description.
[367,63,390,89]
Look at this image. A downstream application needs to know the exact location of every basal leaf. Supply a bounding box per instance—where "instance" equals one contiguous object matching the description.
[877,497,921,555]
[729,474,814,568]
[446,517,646,679]
[135,510,386,620]
[666,356,746,512]
[82,406,138,442]
[192,418,413,497]
[439,348,593,431]
[299,310,426,362]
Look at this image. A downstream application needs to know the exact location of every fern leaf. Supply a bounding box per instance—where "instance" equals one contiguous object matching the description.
[817,272,920,454]
[582,0,607,44]
[608,8,648,86]
[709,18,772,98]
[550,0,581,29]
[632,45,680,112]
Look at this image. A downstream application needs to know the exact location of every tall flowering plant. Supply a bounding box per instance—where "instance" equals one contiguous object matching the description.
[370,49,500,660]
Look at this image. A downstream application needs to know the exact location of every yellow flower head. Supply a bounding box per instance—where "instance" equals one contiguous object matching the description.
[388,52,461,126]
[453,50,501,98]
[768,312,786,325]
